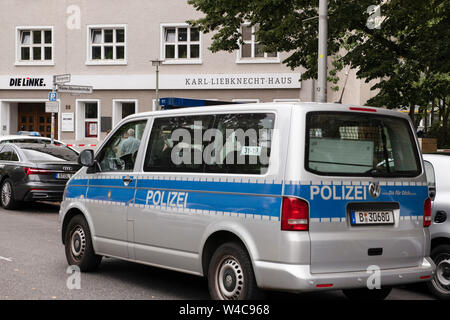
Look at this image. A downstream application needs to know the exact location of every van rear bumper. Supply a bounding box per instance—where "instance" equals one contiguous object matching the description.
[254,257,435,293]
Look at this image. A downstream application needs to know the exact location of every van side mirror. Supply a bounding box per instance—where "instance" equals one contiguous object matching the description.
[78,149,95,167]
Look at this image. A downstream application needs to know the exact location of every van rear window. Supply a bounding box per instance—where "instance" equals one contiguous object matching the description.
[305,112,421,177]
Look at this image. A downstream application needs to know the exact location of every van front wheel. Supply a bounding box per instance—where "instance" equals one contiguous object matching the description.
[207,242,264,300]
[342,287,392,300]
[64,215,102,272]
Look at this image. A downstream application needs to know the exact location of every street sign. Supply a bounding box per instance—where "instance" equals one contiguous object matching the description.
[48,92,58,101]
[45,101,59,113]
[57,84,93,94]
[53,74,71,84]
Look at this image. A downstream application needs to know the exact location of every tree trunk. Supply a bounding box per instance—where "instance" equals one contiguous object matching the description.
[441,98,449,147]
[430,99,436,127]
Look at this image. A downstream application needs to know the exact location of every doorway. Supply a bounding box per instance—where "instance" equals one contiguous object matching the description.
[18,103,58,139]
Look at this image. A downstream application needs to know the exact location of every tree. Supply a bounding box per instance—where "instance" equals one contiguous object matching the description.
[188,0,449,101]
[188,0,449,144]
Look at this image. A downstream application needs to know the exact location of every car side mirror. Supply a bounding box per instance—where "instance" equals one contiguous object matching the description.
[78,149,95,167]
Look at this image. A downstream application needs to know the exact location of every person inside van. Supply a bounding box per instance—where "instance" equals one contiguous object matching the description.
[117,128,141,170]
[119,128,140,157]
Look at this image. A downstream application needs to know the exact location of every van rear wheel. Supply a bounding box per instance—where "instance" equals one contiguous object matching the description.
[342,287,392,300]
[207,242,264,300]
[64,215,102,272]
[427,244,450,300]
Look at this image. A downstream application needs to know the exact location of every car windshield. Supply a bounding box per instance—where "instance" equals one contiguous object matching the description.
[306,112,421,177]
[19,144,78,162]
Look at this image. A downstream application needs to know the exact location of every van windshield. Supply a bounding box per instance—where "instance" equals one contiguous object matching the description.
[306,112,421,177]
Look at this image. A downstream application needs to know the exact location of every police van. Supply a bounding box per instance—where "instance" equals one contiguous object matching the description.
[59,102,435,300]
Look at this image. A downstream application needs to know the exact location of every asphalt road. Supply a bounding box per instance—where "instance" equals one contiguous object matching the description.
[0,202,437,300]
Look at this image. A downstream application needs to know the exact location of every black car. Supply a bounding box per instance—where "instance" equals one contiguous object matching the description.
[0,143,81,209]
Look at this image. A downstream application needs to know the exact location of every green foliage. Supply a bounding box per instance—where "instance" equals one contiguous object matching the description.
[188,0,449,113]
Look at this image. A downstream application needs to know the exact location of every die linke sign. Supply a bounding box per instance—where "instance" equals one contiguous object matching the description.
[1,73,301,90]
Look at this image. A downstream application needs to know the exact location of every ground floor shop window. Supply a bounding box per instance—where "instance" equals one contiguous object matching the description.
[76,100,100,140]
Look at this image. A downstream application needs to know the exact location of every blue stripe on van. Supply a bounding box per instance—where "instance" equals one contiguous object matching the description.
[136,179,283,195]
[134,188,282,218]
[66,177,428,221]
[65,185,87,199]
[285,183,429,219]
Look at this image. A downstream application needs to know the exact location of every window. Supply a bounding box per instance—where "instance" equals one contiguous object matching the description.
[76,100,101,140]
[16,27,53,64]
[161,24,201,63]
[84,103,98,138]
[424,161,436,188]
[0,146,14,161]
[21,145,78,162]
[122,103,135,119]
[144,115,214,173]
[206,113,275,175]
[112,99,138,126]
[305,112,421,177]
[237,24,278,63]
[87,25,126,64]
[96,120,147,172]
[144,113,275,175]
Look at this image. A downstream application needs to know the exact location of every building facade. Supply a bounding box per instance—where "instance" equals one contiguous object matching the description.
[0,0,376,145]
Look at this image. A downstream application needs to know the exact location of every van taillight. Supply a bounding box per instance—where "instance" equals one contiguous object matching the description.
[24,167,52,175]
[281,197,309,231]
[424,198,432,227]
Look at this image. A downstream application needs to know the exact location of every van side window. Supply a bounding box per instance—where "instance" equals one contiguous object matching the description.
[144,115,214,172]
[144,113,275,175]
[205,113,275,175]
[96,120,147,172]
[424,161,436,188]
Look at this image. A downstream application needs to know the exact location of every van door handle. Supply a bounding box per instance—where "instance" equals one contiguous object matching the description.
[123,177,133,186]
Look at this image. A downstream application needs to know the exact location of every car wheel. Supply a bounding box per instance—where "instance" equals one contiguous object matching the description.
[427,244,450,300]
[207,242,264,300]
[1,179,19,210]
[342,287,392,300]
[64,215,102,272]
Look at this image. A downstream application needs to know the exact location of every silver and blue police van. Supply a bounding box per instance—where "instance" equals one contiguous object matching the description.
[59,102,435,300]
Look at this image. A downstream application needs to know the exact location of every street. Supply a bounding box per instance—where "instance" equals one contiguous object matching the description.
[0,202,437,300]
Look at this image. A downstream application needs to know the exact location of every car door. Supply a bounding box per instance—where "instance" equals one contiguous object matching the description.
[85,119,147,258]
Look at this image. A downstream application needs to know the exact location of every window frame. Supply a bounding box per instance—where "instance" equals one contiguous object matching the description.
[15,26,54,66]
[236,23,280,64]
[160,23,202,65]
[112,99,139,127]
[304,111,423,177]
[86,24,127,65]
[75,99,101,141]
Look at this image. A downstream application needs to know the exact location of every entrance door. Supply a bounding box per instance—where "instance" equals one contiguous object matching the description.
[18,103,57,139]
